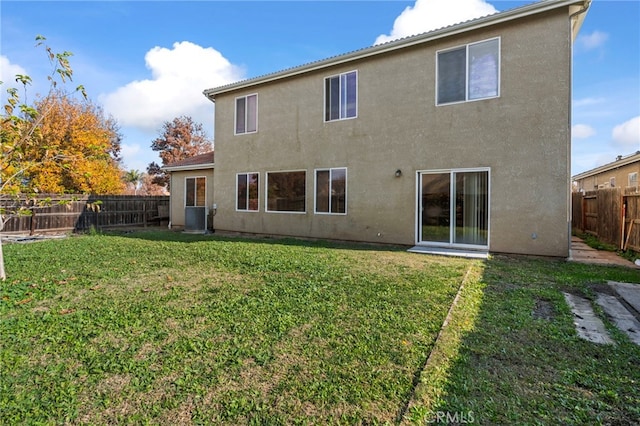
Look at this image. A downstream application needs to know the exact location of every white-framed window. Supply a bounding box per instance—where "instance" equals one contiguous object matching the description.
[324,70,357,121]
[609,177,616,187]
[266,170,306,213]
[629,172,638,187]
[185,177,206,207]
[235,94,258,134]
[436,38,500,105]
[315,168,347,215]
[236,172,259,211]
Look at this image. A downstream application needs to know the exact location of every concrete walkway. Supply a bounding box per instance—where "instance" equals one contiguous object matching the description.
[596,286,640,345]
[563,292,615,344]
[568,236,640,269]
[565,237,640,345]
[564,282,640,346]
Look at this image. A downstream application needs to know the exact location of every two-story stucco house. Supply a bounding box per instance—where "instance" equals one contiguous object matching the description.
[573,151,640,192]
[200,0,590,258]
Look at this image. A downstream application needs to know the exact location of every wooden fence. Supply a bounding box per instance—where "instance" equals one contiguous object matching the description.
[0,195,170,235]
[572,188,640,251]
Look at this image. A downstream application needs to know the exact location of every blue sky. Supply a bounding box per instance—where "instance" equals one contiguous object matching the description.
[1,0,639,176]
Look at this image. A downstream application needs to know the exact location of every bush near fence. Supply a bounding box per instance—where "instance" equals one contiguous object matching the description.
[0,195,170,235]
[572,187,640,251]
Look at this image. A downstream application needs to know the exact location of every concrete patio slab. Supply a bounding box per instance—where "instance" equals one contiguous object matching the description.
[596,293,640,345]
[407,246,488,259]
[608,281,640,315]
[563,292,615,345]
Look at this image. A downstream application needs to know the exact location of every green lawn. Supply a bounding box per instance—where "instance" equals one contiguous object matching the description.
[407,255,640,425]
[1,231,638,425]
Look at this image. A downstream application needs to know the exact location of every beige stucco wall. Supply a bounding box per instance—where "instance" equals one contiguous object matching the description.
[210,9,572,257]
[168,169,215,229]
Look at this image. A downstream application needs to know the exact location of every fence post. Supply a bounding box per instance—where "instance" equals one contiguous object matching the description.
[30,209,36,236]
[621,196,626,249]
[581,196,586,233]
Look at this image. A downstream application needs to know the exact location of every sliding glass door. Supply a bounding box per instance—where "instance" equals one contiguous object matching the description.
[419,169,489,248]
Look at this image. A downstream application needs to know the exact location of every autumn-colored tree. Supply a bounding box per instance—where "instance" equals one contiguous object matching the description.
[147,116,213,188]
[139,174,169,196]
[1,37,86,196]
[20,91,124,194]
[1,35,89,280]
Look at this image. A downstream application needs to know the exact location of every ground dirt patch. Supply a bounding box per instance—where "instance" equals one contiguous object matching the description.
[532,299,555,321]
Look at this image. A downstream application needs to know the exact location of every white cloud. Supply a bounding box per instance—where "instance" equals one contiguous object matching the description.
[100,41,244,134]
[573,97,604,108]
[0,55,28,91]
[374,0,498,45]
[572,124,596,139]
[120,143,141,160]
[119,143,148,171]
[612,116,640,147]
[577,30,609,50]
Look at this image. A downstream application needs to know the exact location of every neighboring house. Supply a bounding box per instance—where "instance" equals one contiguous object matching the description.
[198,0,590,258]
[163,151,215,232]
[572,151,640,192]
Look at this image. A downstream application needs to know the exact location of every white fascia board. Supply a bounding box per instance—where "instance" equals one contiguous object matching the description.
[163,163,215,172]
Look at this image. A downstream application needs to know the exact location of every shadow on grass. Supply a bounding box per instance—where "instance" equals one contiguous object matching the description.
[2,227,471,424]
[8,227,639,423]
[94,228,640,423]
[99,227,411,253]
[405,254,640,425]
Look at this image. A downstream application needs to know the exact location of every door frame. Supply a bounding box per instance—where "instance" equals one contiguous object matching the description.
[415,167,491,250]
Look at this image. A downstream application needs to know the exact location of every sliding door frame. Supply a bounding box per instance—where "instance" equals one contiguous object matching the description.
[415,167,491,250]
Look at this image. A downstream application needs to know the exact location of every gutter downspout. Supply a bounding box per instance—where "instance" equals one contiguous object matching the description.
[569,0,591,40]
[168,172,172,229]
[567,0,591,258]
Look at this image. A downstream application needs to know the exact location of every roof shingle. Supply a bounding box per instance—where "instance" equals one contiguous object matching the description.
[164,151,215,170]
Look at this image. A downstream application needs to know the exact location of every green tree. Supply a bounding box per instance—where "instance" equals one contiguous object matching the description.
[123,169,144,195]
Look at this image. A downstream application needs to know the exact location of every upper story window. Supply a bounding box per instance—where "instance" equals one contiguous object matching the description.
[186,177,206,207]
[324,71,357,121]
[437,38,500,105]
[629,172,638,187]
[235,94,258,134]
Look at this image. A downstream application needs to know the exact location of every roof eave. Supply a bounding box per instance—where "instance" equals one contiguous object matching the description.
[203,0,588,101]
[570,0,591,41]
[572,154,640,181]
[163,163,215,172]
